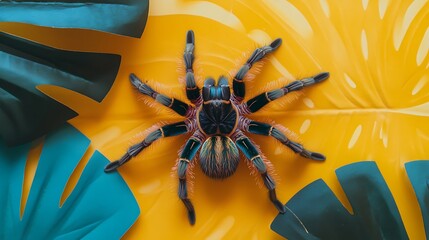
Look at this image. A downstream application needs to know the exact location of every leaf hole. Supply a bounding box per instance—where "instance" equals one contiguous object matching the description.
[21,137,44,219]
[59,146,95,207]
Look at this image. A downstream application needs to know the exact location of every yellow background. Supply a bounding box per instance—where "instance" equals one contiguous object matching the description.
[1,0,429,239]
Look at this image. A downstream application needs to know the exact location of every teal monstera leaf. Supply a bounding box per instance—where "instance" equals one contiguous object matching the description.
[271,162,408,240]
[406,161,429,237]
[0,123,139,239]
[0,32,121,145]
[0,0,149,38]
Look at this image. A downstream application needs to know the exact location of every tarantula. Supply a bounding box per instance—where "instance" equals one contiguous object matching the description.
[105,30,329,225]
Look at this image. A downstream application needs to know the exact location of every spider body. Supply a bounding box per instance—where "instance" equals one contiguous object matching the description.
[197,77,241,179]
[105,30,329,225]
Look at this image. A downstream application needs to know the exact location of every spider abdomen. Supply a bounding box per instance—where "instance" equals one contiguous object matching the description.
[199,136,239,179]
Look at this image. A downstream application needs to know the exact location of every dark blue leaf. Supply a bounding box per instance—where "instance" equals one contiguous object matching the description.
[0,0,149,38]
[0,123,139,239]
[271,161,408,240]
[0,32,121,145]
[405,161,429,236]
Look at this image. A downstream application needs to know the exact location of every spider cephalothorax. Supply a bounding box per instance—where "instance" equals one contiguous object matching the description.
[105,30,329,225]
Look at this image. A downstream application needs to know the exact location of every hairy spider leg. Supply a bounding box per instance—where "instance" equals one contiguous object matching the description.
[232,38,282,102]
[184,30,201,104]
[245,72,329,113]
[104,121,189,172]
[233,131,286,213]
[177,133,203,225]
[129,73,191,116]
[246,120,325,161]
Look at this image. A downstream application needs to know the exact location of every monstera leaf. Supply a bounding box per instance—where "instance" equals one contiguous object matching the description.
[0,0,149,38]
[271,161,408,239]
[0,123,139,239]
[406,161,429,237]
[0,32,121,145]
